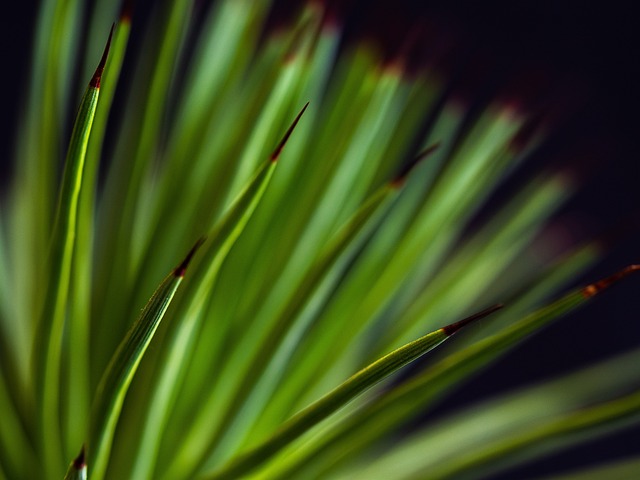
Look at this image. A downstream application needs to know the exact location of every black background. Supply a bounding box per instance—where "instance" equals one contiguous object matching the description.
[1,0,638,477]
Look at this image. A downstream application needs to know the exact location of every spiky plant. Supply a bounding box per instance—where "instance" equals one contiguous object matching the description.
[0,0,638,479]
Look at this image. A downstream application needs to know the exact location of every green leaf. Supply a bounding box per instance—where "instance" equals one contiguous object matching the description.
[128,104,308,480]
[31,29,112,478]
[66,16,132,455]
[204,305,503,479]
[87,238,204,480]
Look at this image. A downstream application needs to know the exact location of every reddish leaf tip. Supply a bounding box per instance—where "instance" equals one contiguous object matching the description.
[270,102,310,162]
[120,0,134,23]
[174,236,206,277]
[90,24,115,89]
[73,445,86,469]
[442,304,504,336]
[391,142,441,187]
[581,265,640,298]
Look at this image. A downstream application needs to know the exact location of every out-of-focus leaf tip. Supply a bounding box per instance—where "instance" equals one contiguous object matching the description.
[582,265,640,298]
[391,142,441,187]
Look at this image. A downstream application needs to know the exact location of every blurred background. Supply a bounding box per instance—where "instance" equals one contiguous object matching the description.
[1,0,638,477]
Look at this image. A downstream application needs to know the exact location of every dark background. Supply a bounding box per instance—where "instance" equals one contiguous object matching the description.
[1,0,638,477]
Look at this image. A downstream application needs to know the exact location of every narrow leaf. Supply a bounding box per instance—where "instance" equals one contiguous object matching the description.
[68,17,131,454]
[32,29,112,477]
[87,238,204,480]
[205,305,503,479]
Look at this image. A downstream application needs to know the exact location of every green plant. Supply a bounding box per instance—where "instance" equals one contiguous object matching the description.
[0,0,638,479]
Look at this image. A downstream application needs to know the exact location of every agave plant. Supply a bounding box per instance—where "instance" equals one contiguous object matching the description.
[0,0,638,479]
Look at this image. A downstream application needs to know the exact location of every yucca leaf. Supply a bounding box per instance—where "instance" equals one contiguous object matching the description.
[87,238,204,480]
[128,104,308,479]
[31,29,112,478]
[258,266,639,479]
[204,305,503,479]
[67,15,131,455]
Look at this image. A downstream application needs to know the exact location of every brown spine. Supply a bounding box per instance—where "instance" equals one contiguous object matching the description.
[90,24,115,89]
[442,304,504,336]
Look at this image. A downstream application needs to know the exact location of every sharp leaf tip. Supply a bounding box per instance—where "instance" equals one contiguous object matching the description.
[90,24,115,89]
[270,102,310,162]
[174,236,206,277]
[73,445,86,469]
[442,303,504,336]
[582,264,640,298]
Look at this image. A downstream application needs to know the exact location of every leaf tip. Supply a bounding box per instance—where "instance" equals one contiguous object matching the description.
[174,236,206,277]
[391,142,441,187]
[581,264,640,298]
[90,24,115,89]
[442,303,504,336]
[119,0,134,23]
[270,102,310,162]
[73,444,86,470]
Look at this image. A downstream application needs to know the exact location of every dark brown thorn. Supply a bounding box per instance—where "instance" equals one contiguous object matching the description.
[90,24,115,89]
[581,265,640,298]
[119,0,134,23]
[270,102,309,162]
[73,444,86,469]
[442,304,504,336]
[391,142,441,188]
[174,236,206,277]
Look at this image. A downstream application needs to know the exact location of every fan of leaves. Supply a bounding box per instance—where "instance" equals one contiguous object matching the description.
[0,0,638,479]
